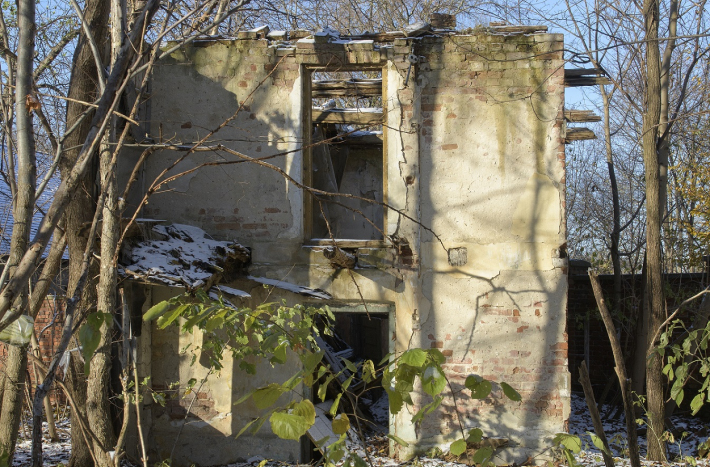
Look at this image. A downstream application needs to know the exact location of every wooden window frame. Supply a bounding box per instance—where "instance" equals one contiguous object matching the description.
[302,64,388,247]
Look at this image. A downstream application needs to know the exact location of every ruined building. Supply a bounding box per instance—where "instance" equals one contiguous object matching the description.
[118,21,587,466]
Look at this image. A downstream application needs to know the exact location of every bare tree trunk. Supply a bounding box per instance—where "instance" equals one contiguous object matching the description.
[601,88,622,313]
[0,0,36,461]
[59,2,110,465]
[641,0,666,459]
[85,2,125,463]
[0,346,28,464]
[657,0,678,222]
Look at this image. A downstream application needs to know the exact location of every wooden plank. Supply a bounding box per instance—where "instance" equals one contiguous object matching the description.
[565,76,612,87]
[564,68,612,87]
[312,79,382,97]
[312,108,383,125]
[565,127,596,143]
[307,401,339,452]
[564,68,603,77]
[564,110,602,123]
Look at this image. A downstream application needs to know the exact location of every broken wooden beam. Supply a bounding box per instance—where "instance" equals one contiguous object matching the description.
[564,110,602,123]
[312,108,383,125]
[323,246,356,269]
[312,79,382,98]
[565,127,597,143]
[564,68,612,87]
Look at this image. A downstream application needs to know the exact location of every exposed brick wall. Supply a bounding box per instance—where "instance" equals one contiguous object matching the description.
[0,297,66,402]
[136,29,569,464]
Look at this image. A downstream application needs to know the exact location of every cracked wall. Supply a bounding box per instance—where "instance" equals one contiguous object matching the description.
[122,29,569,466]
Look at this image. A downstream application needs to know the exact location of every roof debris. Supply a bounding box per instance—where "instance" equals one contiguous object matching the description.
[121,223,250,291]
[247,276,332,300]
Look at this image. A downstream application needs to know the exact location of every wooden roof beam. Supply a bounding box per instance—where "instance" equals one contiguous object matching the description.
[565,127,597,143]
[564,110,602,123]
[312,108,383,125]
[312,79,382,98]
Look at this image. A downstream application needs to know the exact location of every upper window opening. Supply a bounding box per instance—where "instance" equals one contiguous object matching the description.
[306,69,385,242]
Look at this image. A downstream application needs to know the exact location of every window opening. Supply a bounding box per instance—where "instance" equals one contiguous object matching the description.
[307,69,385,241]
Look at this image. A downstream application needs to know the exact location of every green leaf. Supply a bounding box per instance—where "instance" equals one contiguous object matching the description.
[239,361,256,375]
[690,393,705,415]
[500,382,521,401]
[467,428,483,444]
[387,434,410,447]
[271,341,288,364]
[302,351,324,373]
[362,360,376,383]
[450,438,467,456]
[473,446,493,463]
[314,436,332,448]
[270,411,312,440]
[588,432,611,456]
[465,375,492,399]
[342,358,358,373]
[422,365,446,396]
[252,383,286,409]
[158,304,188,329]
[78,317,102,375]
[329,393,342,416]
[236,417,261,439]
[388,389,403,414]
[428,348,446,365]
[671,379,684,405]
[400,349,427,367]
[332,414,350,434]
[234,390,255,406]
[553,433,581,454]
[318,378,330,401]
[341,374,354,391]
[143,300,172,322]
[151,392,166,407]
[293,399,316,425]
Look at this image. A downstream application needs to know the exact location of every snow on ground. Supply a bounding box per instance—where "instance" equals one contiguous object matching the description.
[11,393,710,466]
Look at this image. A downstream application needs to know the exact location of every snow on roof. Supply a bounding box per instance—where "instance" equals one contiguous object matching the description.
[122,223,249,291]
[122,223,331,300]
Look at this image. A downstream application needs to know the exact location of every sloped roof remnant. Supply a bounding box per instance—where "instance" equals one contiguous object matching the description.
[122,223,332,300]
[122,223,250,290]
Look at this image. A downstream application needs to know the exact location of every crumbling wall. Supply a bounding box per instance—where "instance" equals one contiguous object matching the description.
[123,28,568,466]
[383,33,568,461]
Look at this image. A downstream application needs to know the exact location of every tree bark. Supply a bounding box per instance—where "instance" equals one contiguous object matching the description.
[59,1,111,465]
[0,0,36,461]
[85,2,124,463]
[0,346,28,465]
[641,0,666,459]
